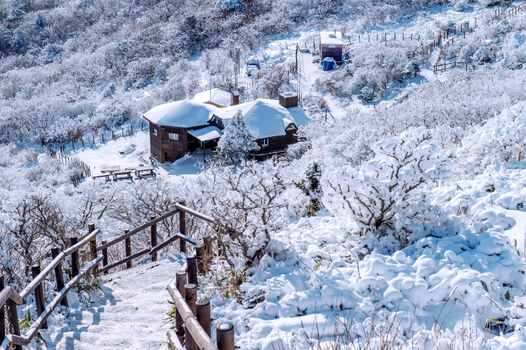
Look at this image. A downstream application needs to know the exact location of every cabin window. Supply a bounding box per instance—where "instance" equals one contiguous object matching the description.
[152,128,158,136]
[262,138,269,147]
[168,133,179,141]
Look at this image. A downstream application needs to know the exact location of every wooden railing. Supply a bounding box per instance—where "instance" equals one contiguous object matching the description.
[0,228,102,349]
[0,203,234,350]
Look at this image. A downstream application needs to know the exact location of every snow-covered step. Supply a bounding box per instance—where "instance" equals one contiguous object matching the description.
[42,258,184,350]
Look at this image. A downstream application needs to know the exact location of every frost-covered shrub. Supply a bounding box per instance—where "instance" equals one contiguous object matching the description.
[460,102,526,173]
[322,128,449,244]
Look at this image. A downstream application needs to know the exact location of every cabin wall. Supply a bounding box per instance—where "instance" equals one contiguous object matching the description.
[252,129,298,156]
[149,122,188,163]
[320,44,343,63]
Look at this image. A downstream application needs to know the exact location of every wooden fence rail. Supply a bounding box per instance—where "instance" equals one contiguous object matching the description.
[1,203,232,350]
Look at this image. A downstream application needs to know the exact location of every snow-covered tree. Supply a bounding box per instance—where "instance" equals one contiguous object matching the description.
[322,128,450,245]
[217,111,259,164]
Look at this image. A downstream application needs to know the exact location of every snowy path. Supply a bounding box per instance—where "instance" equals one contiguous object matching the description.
[44,258,184,350]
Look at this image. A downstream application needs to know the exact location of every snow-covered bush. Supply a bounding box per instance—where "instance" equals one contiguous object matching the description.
[217,111,259,164]
[200,160,308,269]
[322,128,449,245]
[460,102,526,173]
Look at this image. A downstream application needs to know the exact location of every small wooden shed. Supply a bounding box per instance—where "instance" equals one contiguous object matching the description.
[320,31,343,64]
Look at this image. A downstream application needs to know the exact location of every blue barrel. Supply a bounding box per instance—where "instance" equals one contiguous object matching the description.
[323,57,336,71]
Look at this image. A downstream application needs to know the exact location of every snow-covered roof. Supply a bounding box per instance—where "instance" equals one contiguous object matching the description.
[222,99,310,139]
[143,100,222,128]
[320,31,343,45]
[187,126,223,142]
[192,88,233,107]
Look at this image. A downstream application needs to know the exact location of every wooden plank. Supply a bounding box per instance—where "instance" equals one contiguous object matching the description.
[98,209,180,251]
[99,248,150,273]
[166,281,217,350]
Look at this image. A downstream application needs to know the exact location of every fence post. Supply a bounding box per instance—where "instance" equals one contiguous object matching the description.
[7,299,21,350]
[197,299,211,337]
[175,271,187,334]
[32,264,47,329]
[196,245,206,274]
[70,236,79,277]
[150,216,158,262]
[187,255,198,286]
[51,248,69,307]
[102,240,109,275]
[185,284,198,350]
[125,230,132,269]
[217,323,235,350]
[0,276,5,344]
[179,208,187,254]
[88,224,98,274]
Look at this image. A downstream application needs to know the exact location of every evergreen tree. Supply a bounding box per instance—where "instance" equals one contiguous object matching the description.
[217,111,259,164]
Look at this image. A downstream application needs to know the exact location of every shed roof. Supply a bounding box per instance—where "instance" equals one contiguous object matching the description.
[143,100,222,128]
[320,31,343,45]
[187,126,223,142]
[222,99,310,139]
[192,88,233,107]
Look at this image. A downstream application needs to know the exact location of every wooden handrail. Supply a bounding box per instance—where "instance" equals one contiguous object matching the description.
[1,257,102,350]
[18,228,100,301]
[98,208,180,251]
[174,203,215,224]
[0,288,23,308]
[99,248,150,273]
[151,233,198,255]
[167,280,217,350]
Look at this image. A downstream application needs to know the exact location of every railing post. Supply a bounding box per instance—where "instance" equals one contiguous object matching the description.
[179,208,187,254]
[101,240,109,275]
[150,216,158,262]
[184,284,197,350]
[7,299,21,350]
[203,236,212,259]
[88,224,98,274]
[32,264,47,329]
[196,244,206,274]
[70,236,79,277]
[175,271,187,335]
[187,255,198,286]
[196,299,211,337]
[0,276,5,344]
[217,323,235,350]
[125,230,132,269]
[51,248,68,307]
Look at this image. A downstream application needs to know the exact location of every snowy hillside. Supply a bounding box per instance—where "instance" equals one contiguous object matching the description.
[2,0,526,349]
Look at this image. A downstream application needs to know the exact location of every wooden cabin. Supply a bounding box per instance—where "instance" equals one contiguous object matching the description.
[143,94,309,163]
[143,101,224,162]
[320,31,343,64]
[221,93,309,157]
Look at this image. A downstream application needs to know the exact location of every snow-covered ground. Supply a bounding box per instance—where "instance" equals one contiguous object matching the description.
[71,132,205,177]
[41,257,185,349]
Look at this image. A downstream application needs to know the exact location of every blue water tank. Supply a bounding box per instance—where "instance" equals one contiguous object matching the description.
[322,57,336,71]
